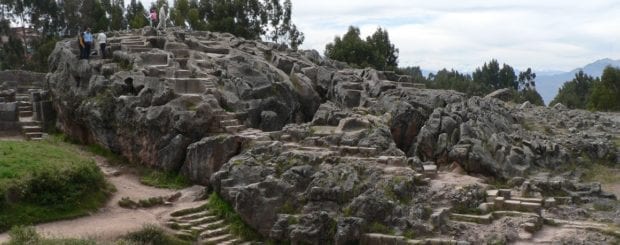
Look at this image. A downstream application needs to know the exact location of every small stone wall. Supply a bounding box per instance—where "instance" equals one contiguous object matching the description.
[0,102,20,134]
[0,70,46,93]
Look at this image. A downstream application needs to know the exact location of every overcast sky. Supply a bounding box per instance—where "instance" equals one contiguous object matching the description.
[144,0,620,72]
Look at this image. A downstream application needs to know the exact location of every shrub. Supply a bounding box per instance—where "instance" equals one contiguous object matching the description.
[207,193,262,240]
[121,224,189,245]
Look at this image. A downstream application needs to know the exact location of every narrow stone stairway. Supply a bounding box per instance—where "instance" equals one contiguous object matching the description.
[166,204,249,244]
[16,93,44,141]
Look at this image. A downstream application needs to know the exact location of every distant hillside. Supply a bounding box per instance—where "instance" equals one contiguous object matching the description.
[537,58,620,105]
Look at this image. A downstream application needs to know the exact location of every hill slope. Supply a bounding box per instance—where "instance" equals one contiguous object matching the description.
[537,58,620,104]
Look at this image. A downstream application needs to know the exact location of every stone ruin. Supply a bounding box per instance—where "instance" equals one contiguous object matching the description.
[0,70,53,138]
[44,27,620,244]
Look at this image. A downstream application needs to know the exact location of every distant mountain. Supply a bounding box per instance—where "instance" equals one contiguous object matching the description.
[536,58,620,105]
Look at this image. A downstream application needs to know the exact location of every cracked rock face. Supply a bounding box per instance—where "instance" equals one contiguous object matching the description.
[48,27,619,243]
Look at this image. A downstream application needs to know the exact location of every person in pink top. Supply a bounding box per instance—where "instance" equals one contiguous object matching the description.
[149,8,158,27]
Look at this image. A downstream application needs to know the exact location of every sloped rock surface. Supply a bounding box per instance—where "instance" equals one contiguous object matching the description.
[47,27,619,243]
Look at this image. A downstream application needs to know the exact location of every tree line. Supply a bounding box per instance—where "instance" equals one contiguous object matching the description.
[0,0,304,71]
[551,68,620,111]
[324,26,544,106]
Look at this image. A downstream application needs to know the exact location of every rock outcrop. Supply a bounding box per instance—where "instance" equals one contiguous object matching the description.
[46,27,619,244]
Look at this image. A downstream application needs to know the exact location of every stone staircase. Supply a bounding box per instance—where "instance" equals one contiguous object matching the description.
[166,204,249,244]
[120,36,151,53]
[360,233,469,245]
[16,93,44,141]
[212,109,246,134]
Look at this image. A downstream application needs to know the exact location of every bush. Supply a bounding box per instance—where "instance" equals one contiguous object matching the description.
[207,193,262,240]
[140,170,190,189]
[0,141,110,232]
[121,224,189,245]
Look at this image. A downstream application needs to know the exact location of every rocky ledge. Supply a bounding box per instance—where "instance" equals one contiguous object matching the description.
[47,27,619,244]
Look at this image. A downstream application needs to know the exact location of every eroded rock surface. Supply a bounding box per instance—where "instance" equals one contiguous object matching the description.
[47,27,619,244]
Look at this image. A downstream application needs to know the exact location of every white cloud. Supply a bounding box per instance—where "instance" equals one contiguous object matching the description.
[142,0,620,71]
[290,0,620,71]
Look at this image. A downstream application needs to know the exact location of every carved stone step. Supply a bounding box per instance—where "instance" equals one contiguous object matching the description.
[19,111,33,117]
[225,125,246,134]
[450,213,493,224]
[25,132,43,139]
[220,119,240,127]
[202,233,234,244]
[20,121,41,127]
[22,125,42,133]
[200,225,229,238]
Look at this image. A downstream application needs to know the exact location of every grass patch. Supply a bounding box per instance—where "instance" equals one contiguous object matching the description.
[593,201,617,212]
[85,143,127,165]
[6,226,97,245]
[140,169,191,189]
[0,140,111,232]
[85,142,190,190]
[613,137,620,148]
[7,225,190,245]
[582,164,620,184]
[207,192,262,241]
[367,222,394,235]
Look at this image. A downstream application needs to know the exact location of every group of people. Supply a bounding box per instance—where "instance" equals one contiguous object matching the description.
[150,4,168,29]
[77,4,169,60]
[78,28,106,60]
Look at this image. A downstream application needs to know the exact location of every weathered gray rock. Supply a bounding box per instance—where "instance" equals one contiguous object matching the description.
[485,88,513,101]
[0,102,18,121]
[45,27,620,244]
[182,135,245,185]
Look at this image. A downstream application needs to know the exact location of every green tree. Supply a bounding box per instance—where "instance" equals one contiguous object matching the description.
[427,69,481,95]
[61,0,81,35]
[25,36,58,72]
[265,0,304,49]
[588,66,620,111]
[366,27,398,71]
[201,0,267,39]
[0,19,26,70]
[325,26,373,68]
[514,68,544,106]
[550,71,596,109]
[126,0,148,29]
[187,8,207,30]
[109,1,125,30]
[170,0,190,27]
[398,66,426,83]
[325,26,398,70]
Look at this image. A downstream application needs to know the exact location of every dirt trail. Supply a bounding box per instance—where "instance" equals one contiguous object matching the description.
[0,152,205,243]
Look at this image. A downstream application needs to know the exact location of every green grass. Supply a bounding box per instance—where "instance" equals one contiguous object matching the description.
[5,226,97,245]
[0,140,111,233]
[85,142,190,190]
[582,164,620,184]
[140,169,191,189]
[207,192,262,241]
[613,137,620,148]
[85,143,127,165]
[6,225,189,245]
[367,222,395,235]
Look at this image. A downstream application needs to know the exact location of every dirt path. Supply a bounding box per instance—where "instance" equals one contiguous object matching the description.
[0,153,206,243]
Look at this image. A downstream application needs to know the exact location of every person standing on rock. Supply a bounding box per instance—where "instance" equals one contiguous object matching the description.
[157,4,167,29]
[97,31,107,59]
[83,28,93,59]
[150,8,158,27]
[77,30,85,59]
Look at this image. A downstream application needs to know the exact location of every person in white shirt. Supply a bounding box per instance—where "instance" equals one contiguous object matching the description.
[157,4,167,29]
[97,32,107,59]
